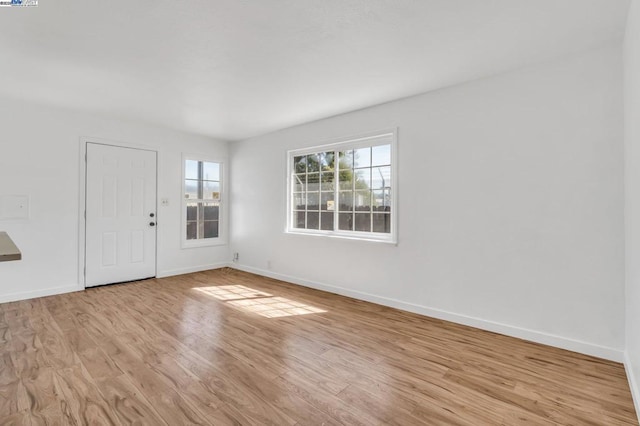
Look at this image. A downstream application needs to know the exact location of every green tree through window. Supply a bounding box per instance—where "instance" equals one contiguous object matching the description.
[291,142,392,235]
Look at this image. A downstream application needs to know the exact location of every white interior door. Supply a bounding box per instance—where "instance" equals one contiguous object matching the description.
[85,143,157,287]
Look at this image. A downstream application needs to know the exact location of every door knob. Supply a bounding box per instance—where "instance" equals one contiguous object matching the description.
[150,222,156,227]
[150,213,155,218]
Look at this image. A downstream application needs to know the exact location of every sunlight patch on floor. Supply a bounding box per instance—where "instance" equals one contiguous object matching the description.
[228,296,327,318]
[194,285,327,318]
[194,284,272,301]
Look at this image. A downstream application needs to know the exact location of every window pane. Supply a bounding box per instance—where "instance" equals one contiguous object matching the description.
[321,152,335,171]
[186,202,198,220]
[204,221,219,238]
[320,192,334,210]
[354,147,371,168]
[294,193,306,210]
[372,190,391,211]
[320,171,335,191]
[339,191,353,212]
[355,190,371,211]
[294,156,306,174]
[354,169,371,189]
[185,179,199,199]
[338,169,353,190]
[307,212,320,230]
[373,213,391,233]
[372,145,391,167]
[186,221,197,240]
[203,202,219,220]
[371,166,391,190]
[321,182,335,192]
[338,151,353,169]
[294,211,305,228]
[293,174,306,192]
[307,153,320,172]
[321,212,334,231]
[185,160,199,180]
[307,192,319,211]
[203,162,220,181]
[321,171,335,182]
[202,181,220,199]
[355,213,371,232]
[338,213,353,231]
[307,173,320,192]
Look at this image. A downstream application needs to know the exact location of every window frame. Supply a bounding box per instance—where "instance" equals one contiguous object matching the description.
[286,129,398,244]
[181,154,227,249]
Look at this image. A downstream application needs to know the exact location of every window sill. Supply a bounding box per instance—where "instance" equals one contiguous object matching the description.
[285,229,397,245]
[181,239,227,249]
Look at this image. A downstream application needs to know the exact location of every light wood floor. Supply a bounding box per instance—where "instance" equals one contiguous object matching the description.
[0,268,637,425]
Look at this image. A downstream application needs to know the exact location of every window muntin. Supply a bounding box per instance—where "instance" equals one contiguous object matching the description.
[288,132,395,242]
[184,159,221,242]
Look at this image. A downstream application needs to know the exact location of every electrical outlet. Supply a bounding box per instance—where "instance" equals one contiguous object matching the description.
[233,252,239,262]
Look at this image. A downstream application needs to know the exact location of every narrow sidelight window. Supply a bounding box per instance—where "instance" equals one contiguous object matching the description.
[183,158,222,245]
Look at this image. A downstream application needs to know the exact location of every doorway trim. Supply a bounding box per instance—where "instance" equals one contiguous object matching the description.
[78,137,159,289]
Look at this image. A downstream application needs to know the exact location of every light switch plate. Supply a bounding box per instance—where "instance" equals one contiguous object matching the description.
[0,195,30,220]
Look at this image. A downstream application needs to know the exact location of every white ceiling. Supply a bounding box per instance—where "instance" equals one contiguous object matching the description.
[0,0,630,141]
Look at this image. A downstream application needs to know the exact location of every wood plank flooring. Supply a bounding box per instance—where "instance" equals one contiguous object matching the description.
[0,268,637,425]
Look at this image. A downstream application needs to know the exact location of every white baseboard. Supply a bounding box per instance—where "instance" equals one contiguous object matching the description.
[0,263,228,304]
[230,263,624,362]
[156,262,229,279]
[1,263,625,364]
[625,352,640,422]
[0,284,82,304]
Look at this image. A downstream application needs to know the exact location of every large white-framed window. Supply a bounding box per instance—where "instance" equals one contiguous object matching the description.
[287,129,397,243]
[182,155,226,248]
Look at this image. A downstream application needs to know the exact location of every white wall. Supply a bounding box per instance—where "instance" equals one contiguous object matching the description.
[625,0,640,415]
[0,97,229,303]
[230,45,625,360]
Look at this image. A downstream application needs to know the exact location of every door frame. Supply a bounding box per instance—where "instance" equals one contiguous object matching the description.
[78,137,159,289]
